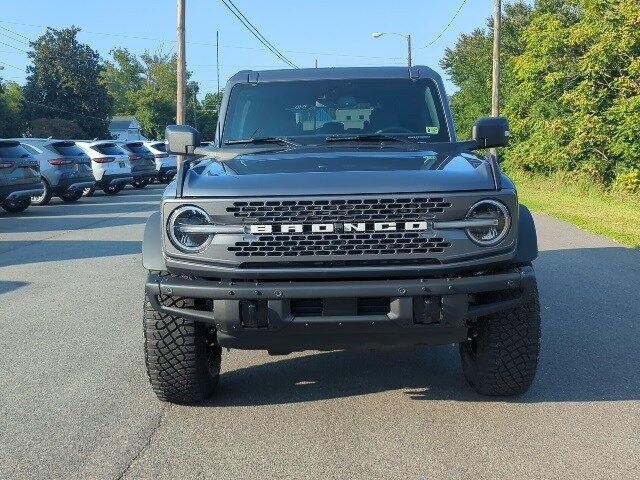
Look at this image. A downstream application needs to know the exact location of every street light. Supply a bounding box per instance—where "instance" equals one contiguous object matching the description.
[372,32,412,67]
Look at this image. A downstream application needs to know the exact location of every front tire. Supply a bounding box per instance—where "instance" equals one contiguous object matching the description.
[144,293,221,404]
[459,281,541,396]
[1,198,31,213]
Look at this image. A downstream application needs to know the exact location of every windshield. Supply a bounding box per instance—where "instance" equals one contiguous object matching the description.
[222,78,450,145]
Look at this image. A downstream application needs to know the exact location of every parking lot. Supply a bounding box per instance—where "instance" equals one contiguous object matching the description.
[0,184,638,479]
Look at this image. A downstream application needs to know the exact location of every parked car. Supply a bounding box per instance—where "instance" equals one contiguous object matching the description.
[75,140,133,196]
[118,141,158,189]
[16,139,95,205]
[143,141,177,183]
[0,140,43,213]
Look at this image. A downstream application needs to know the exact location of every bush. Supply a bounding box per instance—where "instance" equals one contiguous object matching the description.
[612,168,640,194]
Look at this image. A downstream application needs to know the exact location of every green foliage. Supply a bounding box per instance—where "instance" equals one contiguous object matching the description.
[30,117,86,139]
[0,81,26,137]
[100,48,144,115]
[441,0,640,192]
[22,27,113,138]
[612,167,640,194]
[102,49,200,139]
[440,1,532,138]
[197,91,223,141]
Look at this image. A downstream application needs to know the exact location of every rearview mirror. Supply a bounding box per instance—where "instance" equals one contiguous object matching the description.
[471,116,510,148]
[165,125,201,155]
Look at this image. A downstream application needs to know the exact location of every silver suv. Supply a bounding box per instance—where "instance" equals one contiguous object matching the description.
[17,139,95,205]
[143,141,177,183]
[0,140,43,213]
[119,141,158,189]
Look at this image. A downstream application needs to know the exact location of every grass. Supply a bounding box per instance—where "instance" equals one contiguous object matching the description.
[509,173,640,248]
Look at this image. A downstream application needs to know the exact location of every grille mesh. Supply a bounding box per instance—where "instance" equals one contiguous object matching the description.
[228,232,452,257]
[226,197,452,224]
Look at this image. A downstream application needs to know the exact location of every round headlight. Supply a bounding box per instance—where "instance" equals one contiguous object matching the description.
[168,206,212,252]
[465,199,511,246]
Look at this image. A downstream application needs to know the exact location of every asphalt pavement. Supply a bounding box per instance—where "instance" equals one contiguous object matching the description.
[0,184,638,479]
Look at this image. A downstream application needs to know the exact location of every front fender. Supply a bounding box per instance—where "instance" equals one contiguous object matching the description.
[513,204,538,264]
[142,212,167,271]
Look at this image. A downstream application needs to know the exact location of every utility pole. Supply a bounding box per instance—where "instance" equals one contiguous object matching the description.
[407,34,412,68]
[490,0,501,157]
[176,0,186,167]
[216,30,220,94]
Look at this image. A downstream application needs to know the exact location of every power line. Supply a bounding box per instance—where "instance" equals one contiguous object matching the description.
[222,0,297,68]
[219,0,297,68]
[421,0,469,49]
[0,39,28,54]
[21,99,109,121]
[0,19,401,61]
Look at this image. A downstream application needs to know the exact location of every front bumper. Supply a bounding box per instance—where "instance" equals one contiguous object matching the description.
[145,266,536,352]
[0,184,44,203]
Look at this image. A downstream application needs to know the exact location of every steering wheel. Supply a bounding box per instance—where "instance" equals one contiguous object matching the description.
[375,127,413,134]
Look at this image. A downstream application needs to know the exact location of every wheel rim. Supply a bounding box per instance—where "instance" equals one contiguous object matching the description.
[32,192,46,203]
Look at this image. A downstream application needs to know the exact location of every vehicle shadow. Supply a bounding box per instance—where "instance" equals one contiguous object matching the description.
[203,246,640,406]
[0,280,29,295]
[0,240,141,267]
[0,186,163,221]
[0,216,149,234]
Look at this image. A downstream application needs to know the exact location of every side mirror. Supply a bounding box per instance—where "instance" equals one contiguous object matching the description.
[471,116,510,148]
[165,125,201,155]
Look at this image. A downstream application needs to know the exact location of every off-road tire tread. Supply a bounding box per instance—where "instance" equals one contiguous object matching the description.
[144,293,221,403]
[460,284,541,396]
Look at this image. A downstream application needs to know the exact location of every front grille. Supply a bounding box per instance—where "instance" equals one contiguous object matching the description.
[226,196,452,224]
[228,232,452,257]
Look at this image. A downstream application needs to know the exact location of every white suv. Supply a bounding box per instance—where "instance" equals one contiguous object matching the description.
[143,141,177,183]
[76,141,134,196]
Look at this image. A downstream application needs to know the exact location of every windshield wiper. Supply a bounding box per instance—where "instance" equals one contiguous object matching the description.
[325,134,413,144]
[224,137,300,147]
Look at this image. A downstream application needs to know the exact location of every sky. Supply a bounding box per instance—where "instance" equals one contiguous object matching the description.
[0,0,503,96]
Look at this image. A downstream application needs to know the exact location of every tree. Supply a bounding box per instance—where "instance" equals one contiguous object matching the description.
[0,81,26,137]
[196,91,223,140]
[439,1,533,138]
[103,48,202,139]
[504,0,640,181]
[100,48,144,115]
[22,27,113,138]
[30,118,86,139]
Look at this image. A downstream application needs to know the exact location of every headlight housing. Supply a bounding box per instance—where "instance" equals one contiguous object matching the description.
[465,199,511,246]
[167,206,212,252]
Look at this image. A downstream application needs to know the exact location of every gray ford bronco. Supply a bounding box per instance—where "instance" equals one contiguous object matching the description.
[142,66,541,404]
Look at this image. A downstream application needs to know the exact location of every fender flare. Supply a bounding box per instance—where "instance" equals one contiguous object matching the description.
[513,204,538,264]
[142,212,167,271]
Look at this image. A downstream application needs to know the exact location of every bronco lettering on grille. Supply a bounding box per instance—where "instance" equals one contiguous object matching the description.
[249,221,429,234]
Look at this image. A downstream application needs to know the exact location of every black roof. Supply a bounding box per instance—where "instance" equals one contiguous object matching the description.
[227,65,441,84]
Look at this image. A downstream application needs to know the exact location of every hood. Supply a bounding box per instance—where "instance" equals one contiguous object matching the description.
[182,147,497,197]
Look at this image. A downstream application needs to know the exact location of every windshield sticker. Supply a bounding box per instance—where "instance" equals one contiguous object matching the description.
[425,126,440,134]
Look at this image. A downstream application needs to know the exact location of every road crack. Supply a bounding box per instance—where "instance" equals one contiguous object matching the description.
[115,404,169,480]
